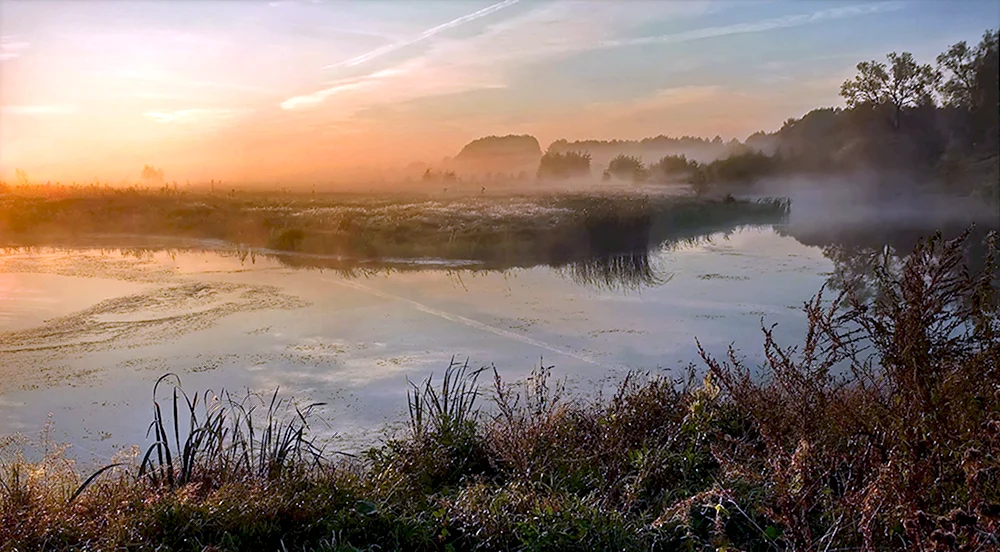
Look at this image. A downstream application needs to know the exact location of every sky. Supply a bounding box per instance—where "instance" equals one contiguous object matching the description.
[1,0,997,183]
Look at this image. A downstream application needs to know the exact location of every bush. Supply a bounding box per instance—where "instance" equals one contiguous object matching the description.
[606,155,647,182]
[537,151,592,179]
[650,154,698,182]
[700,229,1000,549]
[689,151,781,195]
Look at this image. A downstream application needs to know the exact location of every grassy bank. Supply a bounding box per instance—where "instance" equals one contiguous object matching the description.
[0,186,788,269]
[2,231,998,551]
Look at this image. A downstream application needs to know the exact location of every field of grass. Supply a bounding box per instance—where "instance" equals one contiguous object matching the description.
[0,184,789,271]
[2,230,997,551]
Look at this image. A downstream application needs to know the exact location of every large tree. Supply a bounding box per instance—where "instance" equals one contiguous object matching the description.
[936,30,998,107]
[840,51,938,130]
[936,29,999,148]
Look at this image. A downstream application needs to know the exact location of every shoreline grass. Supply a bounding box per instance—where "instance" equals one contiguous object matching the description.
[1,230,997,551]
[0,185,789,269]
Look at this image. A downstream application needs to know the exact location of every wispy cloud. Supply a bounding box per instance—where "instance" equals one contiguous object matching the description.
[322,0,520,70]
[2,105,77,115]
[283,1,649,112]
[144,108,244,124]
[0,35,31,61]
[280,68,407,110]
[595,2,903,49]
[280,1,899,124]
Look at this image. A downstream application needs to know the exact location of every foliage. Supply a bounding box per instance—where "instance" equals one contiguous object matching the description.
[839,51,939,129]
[536,151,591,179]
[606,155,647,182]
[14,169,29,187]
[140,165,165,185]
[936,29,999,109]
[936,29,1000,150]
[455,135,542,160]
[649,154,698,182]
[688,151,781,195]
[700,229,1000,550]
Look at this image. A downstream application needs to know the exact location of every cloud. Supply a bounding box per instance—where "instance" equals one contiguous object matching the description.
[322,0,521,70]
[280,68,408,110]
[281,1,657,112]
[2,105,78,115]
[144,108,244,124]
[595,2,903,50]
[0,35,31,61]
[277,0,885,126]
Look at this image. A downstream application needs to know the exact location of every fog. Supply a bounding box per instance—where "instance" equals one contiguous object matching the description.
[749,173,999,241]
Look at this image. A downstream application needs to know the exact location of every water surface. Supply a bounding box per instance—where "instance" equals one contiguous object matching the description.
[1,226,841,462]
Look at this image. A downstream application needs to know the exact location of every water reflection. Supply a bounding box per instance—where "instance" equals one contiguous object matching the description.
[4,213,996,464]
[1,206,791,291]
[3,223,995,298]
[560,252,667,292]
[777,222,999,300]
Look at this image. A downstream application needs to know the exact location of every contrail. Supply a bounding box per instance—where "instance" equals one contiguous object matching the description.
[319,276,613,368]
[595,2,901,50]
[323,0,520,70]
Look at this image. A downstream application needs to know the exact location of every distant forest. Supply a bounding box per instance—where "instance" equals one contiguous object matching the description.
[444,29,999,203]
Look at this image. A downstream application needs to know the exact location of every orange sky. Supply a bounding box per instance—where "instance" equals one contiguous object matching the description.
[1,0,993,184]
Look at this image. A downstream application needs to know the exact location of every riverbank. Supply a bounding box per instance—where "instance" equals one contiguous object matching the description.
[2,231,997,551]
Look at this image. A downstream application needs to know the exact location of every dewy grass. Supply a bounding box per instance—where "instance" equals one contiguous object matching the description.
[1,230,997,551]
[0,185,789,270]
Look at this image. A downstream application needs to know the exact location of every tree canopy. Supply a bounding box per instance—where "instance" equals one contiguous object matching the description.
[537,151,591,180]
[455,135,542,160]
[840,52,938,129]
[140,165,165,184]
[606,155,646,182]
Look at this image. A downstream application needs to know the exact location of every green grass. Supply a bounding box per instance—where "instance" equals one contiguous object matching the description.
[2,228,996,551]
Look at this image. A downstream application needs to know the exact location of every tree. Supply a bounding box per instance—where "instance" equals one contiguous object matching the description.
[606,155,646,182]
[840,52,938,129]
[936,29,999,148]
[936,30,998,108]
[536,151,591,179]
[140,164,165,185]
[15,168,29,186]
[649,154,697,182]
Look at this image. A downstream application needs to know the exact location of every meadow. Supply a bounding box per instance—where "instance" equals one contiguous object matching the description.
[0,184,789,271]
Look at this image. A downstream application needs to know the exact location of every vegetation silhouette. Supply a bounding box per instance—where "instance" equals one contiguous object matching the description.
[536,151,591,180]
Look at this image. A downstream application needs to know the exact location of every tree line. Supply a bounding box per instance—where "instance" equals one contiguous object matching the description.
[534,29,998,201]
